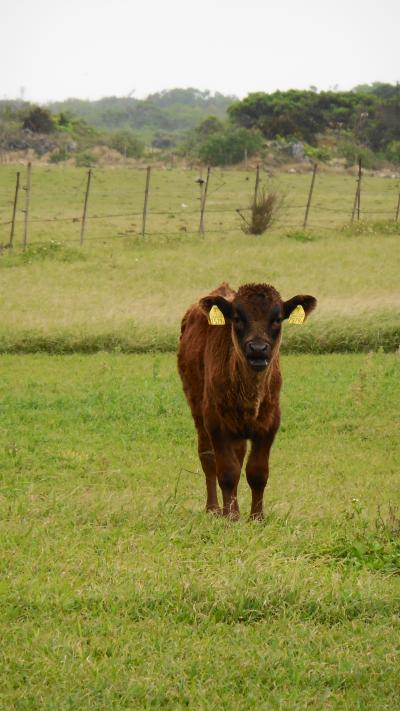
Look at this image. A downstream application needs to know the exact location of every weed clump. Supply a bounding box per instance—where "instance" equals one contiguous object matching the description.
[285,229,318,242]
[0,241,85,267]
[342,220,400,236]
[321,502,400,575]
[239,189,282,235]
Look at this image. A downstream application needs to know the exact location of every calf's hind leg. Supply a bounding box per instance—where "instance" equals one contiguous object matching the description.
[197,429,220,513]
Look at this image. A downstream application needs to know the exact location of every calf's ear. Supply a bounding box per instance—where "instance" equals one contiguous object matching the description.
[283,294,317,321]
[199,295,234,320]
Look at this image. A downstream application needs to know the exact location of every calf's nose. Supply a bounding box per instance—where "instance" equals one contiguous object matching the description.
[247,341,271,358]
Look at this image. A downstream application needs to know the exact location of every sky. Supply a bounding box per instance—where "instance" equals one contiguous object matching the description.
[1,0,399,103]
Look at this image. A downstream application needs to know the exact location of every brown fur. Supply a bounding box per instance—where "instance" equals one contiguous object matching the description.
[178,282,316,519]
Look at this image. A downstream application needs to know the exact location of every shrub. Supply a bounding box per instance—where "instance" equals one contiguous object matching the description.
[198,127,263,166]
[151,132,176,149]
[75,152,98,167]
[22,106,55,133]
[385,140,400,164]
[195,115,224,139]
[303,143,332,162]
[337,141,382,169]
[49,147,69,163]
[239,189,282,235]
[110,130,145,158]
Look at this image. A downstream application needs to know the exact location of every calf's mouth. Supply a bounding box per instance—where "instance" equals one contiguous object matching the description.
[245,341,271,371]
[247,356,269,370]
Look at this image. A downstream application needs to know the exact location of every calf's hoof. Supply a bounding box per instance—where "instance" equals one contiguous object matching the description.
[223,507,240,521]
[206,505,222,516]
[249,511,264,521]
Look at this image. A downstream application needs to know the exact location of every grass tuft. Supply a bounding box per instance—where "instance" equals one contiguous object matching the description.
[0,240,85,268]
[240,189,282,235]
[341,220,400,236]
[285,229,319,242]
[316,502,400,575]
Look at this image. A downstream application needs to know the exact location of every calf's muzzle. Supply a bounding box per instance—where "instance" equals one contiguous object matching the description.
[245,340,272,370]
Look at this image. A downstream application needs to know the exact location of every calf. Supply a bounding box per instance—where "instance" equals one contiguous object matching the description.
[177,282,316,519]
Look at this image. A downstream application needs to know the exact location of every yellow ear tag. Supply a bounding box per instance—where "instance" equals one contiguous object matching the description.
[208,305,225,326]
[288,305,306,324]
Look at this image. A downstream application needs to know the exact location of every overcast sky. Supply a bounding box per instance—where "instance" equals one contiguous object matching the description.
[1,0,399,103]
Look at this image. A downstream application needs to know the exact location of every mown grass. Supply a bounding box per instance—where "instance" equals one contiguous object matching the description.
[0,165,399,354]
[0,352,399,709]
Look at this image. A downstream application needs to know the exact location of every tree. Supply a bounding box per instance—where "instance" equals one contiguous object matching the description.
[195,116,224,139]
[198,127,262,166]
[228,90,375,144]
[23,106,54,133]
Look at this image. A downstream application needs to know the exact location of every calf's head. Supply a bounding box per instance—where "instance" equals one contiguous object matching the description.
[200,283,317,371]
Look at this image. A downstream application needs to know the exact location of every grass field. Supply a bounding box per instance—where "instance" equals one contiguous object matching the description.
[0,352,399,709]
[0,166,399,354]
[0,165,399,707]
[0,164,398,241]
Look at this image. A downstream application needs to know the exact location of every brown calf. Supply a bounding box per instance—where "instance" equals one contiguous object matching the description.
[177,282,317,519]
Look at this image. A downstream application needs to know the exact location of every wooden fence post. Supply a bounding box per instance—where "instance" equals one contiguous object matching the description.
[199,166,211,236]
[356,157,362,220]
[253,163,260,207]
[303,163,318,229]
[141,166,151,236]
[9,171,20,249]
[351,158,362,223]
[80,168,92,245]
[22,162,31,250]
[395,187,400,223]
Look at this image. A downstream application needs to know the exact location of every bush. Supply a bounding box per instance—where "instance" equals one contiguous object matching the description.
[110,130,145,158]
[49,147,69,163]
[198,127,263,166]
[337,141,382,169]
[195,115,224,139]
[303,143,332,162]
[239,189,282,235]
[385,140,400,164]
[151,132,176,149]
[22,106,55,134]
[75,152,98,167]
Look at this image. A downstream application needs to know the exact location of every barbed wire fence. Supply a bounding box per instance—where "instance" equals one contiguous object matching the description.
[1,161,400,250]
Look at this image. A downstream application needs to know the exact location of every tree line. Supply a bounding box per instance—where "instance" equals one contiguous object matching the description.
[0,84,399,166]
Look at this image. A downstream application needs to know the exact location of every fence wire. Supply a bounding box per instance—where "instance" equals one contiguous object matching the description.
[1,165,399,248]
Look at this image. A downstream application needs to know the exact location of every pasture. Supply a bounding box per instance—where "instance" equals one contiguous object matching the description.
[0,166,399,354]
[0,352,399,709]
[0,165,399,708]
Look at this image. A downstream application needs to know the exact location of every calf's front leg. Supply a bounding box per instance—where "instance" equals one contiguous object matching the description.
[210,431,242,519]
[246,432,276,520]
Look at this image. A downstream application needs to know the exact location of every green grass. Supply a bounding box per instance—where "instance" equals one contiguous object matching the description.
[1,166,398,707]
[0,165,399,354]
[0,352,399,709]
[0,165,399,241]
